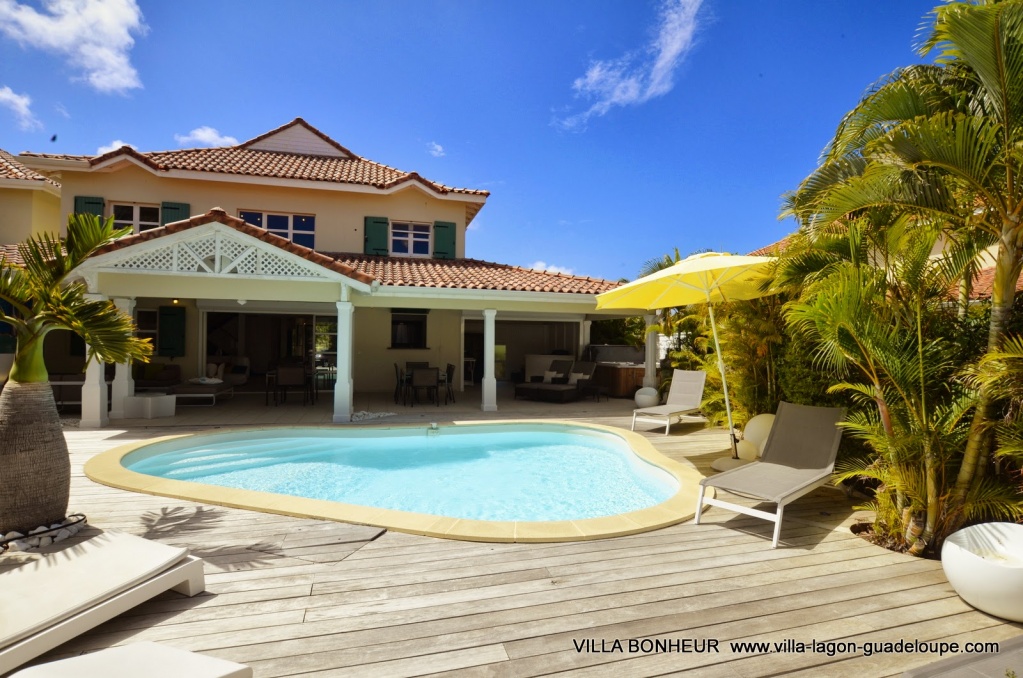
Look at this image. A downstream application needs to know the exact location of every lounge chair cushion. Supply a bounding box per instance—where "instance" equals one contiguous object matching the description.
[11,641,251,677]
[0,532,188,652]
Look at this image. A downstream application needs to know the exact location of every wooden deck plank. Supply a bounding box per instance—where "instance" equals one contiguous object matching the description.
[13,410,1017,678]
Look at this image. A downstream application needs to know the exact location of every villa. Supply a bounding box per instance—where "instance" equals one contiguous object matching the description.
[0,119,662,425]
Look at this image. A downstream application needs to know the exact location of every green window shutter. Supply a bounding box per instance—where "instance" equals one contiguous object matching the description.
[364,216,389,255]
[157,306,186,358]
[433,221,456,259]
[73,196,105,217]
[160,201,190,226]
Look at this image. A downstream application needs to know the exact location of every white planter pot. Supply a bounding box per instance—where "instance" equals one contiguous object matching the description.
[634,387,659,409]
[941,522,1023,622]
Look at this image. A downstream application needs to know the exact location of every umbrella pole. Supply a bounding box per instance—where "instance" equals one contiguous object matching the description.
[707,304,739,458]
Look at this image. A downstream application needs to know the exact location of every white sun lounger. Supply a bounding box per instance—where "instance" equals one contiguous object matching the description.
[10,641,251,677]
[0,531,206,675]
[631,369,706,435]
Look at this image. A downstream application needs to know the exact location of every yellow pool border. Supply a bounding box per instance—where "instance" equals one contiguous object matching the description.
[84,419,711,542]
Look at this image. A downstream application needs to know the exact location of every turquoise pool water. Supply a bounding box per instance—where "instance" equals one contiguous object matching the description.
[123,424,678,522]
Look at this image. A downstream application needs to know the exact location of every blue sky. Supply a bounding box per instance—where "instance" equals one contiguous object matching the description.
[0,0,938,282]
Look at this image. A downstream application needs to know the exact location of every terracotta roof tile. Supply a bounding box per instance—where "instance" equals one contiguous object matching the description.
[20,119,488,197]
[964,266,1023,300]
[84,207,615,295]
[92,208,376,285]
[0,149,59,187]
[748,235,794,256]
[327,253,619,295]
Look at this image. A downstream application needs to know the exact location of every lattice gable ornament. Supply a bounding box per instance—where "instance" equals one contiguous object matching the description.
[92,225,341,281]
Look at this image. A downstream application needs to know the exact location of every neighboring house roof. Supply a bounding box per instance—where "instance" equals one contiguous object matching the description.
[87,208,616,295]
[965,266,1023,300]
[748,235,793,256]
[0,149,60,188]
[19,118,487,197]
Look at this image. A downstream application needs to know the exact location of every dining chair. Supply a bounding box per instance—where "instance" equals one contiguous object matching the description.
[393,363,407,405]
[409,367,439,407]
[445,363,456,404]
[275,365,308,405]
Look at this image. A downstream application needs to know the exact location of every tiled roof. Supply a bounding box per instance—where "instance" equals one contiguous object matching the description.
[748,235,793,256]
[88,208,616,295]
[92,208,377,285]
[0,149,59,187]
[19,119,487,197]
[965,266,1023,300]
[328,253,619,294]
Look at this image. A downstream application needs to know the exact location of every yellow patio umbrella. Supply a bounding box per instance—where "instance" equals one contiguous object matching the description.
[595,251,778,454]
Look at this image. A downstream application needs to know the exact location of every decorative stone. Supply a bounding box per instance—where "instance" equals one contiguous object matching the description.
[54,528,71,542]
[50,523,62,530]
[4,531,24,540]
[38,536,52,547]
[28,526,47,535]
[8,539,30,551]
[27,537,40,547]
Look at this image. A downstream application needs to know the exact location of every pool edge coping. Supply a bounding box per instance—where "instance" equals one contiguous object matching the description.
[83,419,713,543]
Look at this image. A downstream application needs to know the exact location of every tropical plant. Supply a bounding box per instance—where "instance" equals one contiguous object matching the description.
[0,214,152,534]
[784,0,1023,550]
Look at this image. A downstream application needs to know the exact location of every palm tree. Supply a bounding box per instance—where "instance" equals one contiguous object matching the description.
[786,0,1023,522]
[0,214,152,534]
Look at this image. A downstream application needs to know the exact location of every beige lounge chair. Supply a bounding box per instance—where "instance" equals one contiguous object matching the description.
[631,369,707,435]
[694,401,845,548]
[0,531,205,675]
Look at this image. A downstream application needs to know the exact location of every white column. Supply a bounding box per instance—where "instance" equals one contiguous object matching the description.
[80,293,110,427]
[108,297,136,419]
[482,309,497,412]
[332,300,354,423]
[459,314,466,392]
[578,319,592,360]
[643,314,659,388]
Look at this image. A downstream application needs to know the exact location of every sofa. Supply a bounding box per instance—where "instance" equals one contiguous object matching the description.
[205,356,250,387]
[132,362,182,391]
[514,360,597,403]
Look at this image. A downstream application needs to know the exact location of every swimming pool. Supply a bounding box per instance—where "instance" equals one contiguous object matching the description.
[85,421,708,542]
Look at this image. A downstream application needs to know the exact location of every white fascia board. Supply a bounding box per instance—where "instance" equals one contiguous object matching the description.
[0,178,60,196]
[461,310,588,322]
[16,156,89,172]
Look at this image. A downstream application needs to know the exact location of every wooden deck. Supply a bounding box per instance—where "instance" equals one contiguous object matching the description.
[15,392,1023,676]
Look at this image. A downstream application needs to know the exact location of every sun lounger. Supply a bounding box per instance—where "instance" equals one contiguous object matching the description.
[0,531,205,675]
[631,369,706,435]
[11,641,251,677]
[694,401,845,548]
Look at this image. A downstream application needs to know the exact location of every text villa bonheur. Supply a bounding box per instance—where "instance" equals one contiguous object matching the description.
[574,639,720,654]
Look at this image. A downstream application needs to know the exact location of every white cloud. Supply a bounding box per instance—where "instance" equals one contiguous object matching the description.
[555,0,701,131]
[427,141,445,157]
[0,0,147,94]
[0,85,41,130]
[174,126,238,147]
[96,139,134,154]
[54,102,70,118]
[530,260,575,276]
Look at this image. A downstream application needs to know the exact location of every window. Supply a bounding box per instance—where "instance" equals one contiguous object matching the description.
[239,210,316,248]
[391,311,428,349]
[391,222,431,257]
[134,306,185,357]
[112,203,160,233]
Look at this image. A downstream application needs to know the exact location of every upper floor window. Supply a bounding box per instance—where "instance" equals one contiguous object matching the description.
[391,222,431,257]
[239,210,315,249]
[112,203,160,233]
